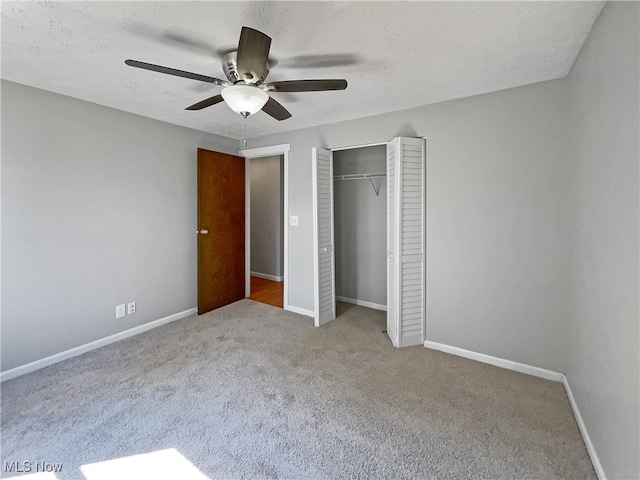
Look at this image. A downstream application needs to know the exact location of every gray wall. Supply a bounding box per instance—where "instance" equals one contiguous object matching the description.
[1,80,238,371]
[247,79,568,371]
[250,155,284,278]
[564,2,639,478]
[333,146,387,306]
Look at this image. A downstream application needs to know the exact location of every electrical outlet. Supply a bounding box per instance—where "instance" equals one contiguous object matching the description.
[290,215,299,226]
[127,302,136,315]
[116,304,126,319]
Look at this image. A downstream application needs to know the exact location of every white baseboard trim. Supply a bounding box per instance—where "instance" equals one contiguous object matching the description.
[423,339,604,479]
[250,271,284,282]
[0,307,197,383]
[423,340,564,382]
[285,305,315,318]
[562,376,606,480]
[336,296,387,311]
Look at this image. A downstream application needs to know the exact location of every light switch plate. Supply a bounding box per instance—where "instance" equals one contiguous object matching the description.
[116,304,126,319]
[290,216,299,226]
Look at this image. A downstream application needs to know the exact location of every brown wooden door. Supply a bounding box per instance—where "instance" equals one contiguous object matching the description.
[197,148,245,314]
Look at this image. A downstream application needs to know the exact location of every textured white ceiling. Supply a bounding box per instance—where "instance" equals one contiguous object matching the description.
[1,1,604,140]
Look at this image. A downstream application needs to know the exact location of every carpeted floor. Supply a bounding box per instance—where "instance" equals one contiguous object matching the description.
[1,300,595,479]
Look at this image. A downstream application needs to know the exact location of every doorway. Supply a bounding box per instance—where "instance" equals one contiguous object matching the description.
[333,144,388,320]
[247,154,284,308]
[239,143,291,310]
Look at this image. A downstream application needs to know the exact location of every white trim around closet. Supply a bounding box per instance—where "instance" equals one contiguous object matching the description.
[330,140,390,324]
[331,141,388,152]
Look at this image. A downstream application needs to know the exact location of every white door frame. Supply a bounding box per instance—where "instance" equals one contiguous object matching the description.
[239,143,291,310]
[331,141,389,153]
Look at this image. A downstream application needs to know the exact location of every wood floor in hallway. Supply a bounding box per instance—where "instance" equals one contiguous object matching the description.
[248,276,283,308]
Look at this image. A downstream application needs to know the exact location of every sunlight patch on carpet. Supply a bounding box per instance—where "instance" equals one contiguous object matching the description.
[80,448,210,480]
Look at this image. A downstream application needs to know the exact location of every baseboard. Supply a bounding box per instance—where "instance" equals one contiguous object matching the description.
[0,307,197,383]
[423,340,564,382]
[562,376,606,480]
[250,271,283,282]
[423,340,603,479]
[285,304,315,318]
[336,296,387,311]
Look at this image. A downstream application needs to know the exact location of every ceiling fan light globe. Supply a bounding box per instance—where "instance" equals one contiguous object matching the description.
[221,85,268,116]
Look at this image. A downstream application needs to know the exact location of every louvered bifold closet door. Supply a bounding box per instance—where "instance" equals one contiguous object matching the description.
[391,137,425,347]
[386,139,399,346]
[312,147,336,326]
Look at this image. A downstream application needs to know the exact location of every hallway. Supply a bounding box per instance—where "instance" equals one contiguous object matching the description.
[248,276,283,308]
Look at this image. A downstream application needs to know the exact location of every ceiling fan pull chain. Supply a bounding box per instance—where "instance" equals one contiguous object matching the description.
[243,117,248,147]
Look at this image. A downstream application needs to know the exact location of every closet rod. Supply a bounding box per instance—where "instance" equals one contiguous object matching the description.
[332,173,386,181]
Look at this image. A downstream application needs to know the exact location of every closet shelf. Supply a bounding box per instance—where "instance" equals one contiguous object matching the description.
[333,172,386,196]
[332,173,386,181]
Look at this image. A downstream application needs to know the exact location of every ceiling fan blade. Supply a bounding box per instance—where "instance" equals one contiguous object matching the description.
[236,27,271,84]
[163,27,220,57]
[266,79,347,93]
[185,94,224,111]
[125,60,227,86]
[279,54,361,69]
[262,97,292,121]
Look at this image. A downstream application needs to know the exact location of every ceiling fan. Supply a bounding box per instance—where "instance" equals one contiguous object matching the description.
[125,26,348,121]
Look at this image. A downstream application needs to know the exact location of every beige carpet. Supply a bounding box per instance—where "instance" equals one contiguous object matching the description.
[1,300,595,479]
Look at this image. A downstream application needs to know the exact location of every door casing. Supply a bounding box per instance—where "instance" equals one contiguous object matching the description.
[239,143,291,311]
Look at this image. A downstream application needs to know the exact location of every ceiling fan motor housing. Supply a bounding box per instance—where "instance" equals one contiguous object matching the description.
[222,51,269,85]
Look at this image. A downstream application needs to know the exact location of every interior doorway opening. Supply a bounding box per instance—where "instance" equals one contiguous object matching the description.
[240,143,291,311]
[332,145,388,320]
[247,154,285,308]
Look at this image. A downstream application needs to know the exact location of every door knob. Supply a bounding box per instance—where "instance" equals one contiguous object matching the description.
[198,229,209,235]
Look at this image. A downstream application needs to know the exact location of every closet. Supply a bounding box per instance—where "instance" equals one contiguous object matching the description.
[333,145,387,312]
[312,137,426,348]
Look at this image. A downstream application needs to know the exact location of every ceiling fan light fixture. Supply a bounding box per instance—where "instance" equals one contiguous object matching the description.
[221,84,268,116]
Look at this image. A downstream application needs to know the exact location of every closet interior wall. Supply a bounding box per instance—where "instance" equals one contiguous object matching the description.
[333,145,387,310]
